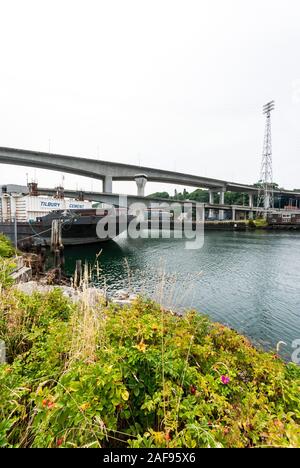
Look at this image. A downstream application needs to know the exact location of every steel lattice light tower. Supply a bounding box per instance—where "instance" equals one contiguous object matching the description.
[257,100,275,211]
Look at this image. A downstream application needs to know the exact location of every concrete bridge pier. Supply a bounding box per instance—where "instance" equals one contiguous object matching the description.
[248,193,254,220]
[103,176,113,193]
[219,189,225,220]
[208,190,215,218]
[135,175,148,197]
[232,207,236,221]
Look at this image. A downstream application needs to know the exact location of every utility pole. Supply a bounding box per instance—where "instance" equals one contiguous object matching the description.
[257,100,275,213]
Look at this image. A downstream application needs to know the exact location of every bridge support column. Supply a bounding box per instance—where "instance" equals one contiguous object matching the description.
[249,211,254,220]
[219,189,225,220]
[208,190,215,218]
[232,207,236,221]
[208,190,214,204]
[248,193,254,208]
[103,176,113,193]
[135,175,147,197]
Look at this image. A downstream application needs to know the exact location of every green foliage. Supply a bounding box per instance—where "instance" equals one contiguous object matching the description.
[147,192,170,199]
[0,289,299,448]
[254,218,268,228]
[0,258,16,289]
[148,183,296,210]
[0,235,15,258]
[149,189,210,202]
[224,192,249,205]
[184,189,209,203]
[149,189,251,205]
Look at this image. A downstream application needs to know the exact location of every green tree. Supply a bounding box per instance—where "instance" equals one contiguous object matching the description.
[147,192,170,199]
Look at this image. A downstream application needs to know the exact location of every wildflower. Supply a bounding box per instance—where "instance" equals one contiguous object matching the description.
[79,402,90,412]
[190,385,197,394]
[42,399,48,407]
[57,438,63,447]
[221,375,230,385]
[47,401,55,409]
[135,340,147,353]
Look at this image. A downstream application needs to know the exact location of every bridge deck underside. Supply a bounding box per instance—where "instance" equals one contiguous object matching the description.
[0,146,299,198]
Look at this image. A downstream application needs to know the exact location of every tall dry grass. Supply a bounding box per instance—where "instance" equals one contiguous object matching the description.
[69,261,106,364]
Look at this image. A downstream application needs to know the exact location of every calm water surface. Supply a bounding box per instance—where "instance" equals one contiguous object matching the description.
[64,231,300,360]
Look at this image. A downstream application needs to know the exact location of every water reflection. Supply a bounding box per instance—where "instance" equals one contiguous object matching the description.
[63,231,300,361]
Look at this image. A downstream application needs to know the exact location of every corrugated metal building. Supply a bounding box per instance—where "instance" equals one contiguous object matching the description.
[0,194,92,222]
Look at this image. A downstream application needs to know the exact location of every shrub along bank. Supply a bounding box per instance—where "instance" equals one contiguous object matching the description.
[0,279,300,448]
[0,236,16,289]
[0,234,15,258]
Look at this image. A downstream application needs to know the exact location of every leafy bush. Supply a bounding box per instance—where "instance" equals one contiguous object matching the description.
[0,289,299,448]
[0,258,16,290]
[254,218,268,228]
[0,235,14,258]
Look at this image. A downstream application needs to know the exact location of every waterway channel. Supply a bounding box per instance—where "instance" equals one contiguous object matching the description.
[63,230,300,361]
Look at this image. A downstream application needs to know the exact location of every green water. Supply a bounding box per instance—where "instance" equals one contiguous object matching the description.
[63,230,300,360]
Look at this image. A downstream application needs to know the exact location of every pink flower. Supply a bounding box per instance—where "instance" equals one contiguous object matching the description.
[221,375,230,385]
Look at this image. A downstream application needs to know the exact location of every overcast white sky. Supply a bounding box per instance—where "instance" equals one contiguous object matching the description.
[1,0,300,195]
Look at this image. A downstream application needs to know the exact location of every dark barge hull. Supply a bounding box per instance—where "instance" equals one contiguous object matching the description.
[0,209,133,248]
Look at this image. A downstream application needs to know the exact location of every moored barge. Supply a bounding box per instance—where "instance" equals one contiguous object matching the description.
[0,183,132,248]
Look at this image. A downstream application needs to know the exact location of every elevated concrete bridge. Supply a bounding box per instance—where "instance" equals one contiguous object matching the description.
[0,184,266,222]
[0,147,299,208]
[0,146,227,193]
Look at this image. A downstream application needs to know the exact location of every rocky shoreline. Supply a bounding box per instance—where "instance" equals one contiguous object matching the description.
[15,280,138,307]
